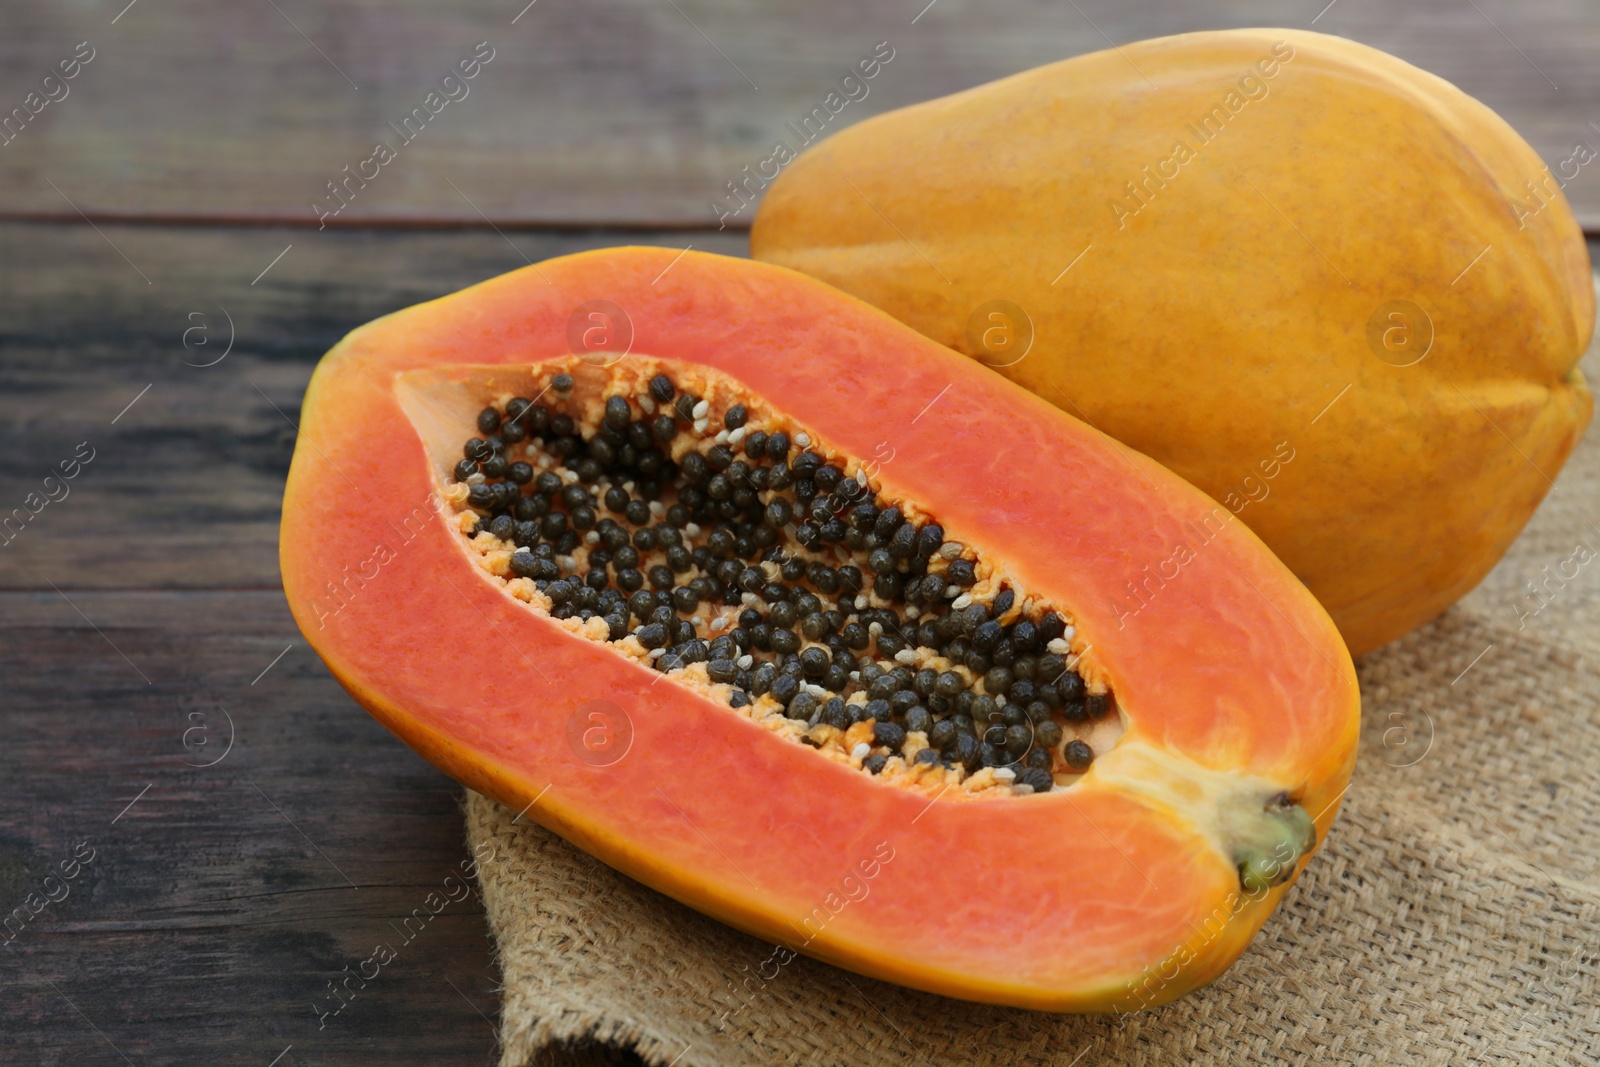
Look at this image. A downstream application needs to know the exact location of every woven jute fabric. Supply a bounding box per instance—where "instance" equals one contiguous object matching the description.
[466,293,1600,1067]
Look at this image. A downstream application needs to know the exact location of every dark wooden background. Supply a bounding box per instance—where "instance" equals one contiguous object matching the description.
[1,2,1595,1064]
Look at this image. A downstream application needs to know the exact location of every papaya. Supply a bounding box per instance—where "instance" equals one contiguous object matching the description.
[280,247,1358,1011]
[750,28,1595,657]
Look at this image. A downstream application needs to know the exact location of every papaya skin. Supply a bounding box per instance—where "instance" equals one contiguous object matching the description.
[750,27,1595,657]
[280,247,1359,1011]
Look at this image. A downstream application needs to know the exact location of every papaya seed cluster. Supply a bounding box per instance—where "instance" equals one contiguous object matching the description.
[451,368,1115,793]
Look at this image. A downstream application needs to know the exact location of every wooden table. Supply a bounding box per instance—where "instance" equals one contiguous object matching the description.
[2,2,1594,1064]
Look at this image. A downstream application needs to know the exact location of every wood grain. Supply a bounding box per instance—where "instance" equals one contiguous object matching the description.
[0,0,1595,228]
[0,590,508,1065]
[0,223,744,591]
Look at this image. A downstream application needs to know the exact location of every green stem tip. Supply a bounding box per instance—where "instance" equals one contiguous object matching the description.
[1234,796,1317,894]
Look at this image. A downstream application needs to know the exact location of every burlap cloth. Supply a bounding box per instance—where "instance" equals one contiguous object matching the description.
[465,283,1600,1067]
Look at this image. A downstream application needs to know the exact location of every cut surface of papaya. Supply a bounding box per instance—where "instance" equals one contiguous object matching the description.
[280,247,1359,1011]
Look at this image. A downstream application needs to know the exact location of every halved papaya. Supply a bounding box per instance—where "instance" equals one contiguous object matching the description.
[280,247,1359,1011]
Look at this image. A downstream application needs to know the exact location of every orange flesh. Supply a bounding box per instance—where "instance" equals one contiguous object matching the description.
[280,247,1360,1010]
[427,355,1123,795]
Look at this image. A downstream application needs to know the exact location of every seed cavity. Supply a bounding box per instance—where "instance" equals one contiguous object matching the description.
[437,359,1123,797]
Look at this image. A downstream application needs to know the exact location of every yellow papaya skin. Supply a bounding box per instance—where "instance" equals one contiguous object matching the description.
[752,28,1594,657]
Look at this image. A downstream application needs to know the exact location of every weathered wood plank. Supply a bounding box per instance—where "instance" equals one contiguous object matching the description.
[0,0,1595,228]
[0,590,513,1065]
[0,223,745,591]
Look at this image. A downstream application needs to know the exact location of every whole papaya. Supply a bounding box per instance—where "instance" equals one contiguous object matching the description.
[752,28,1594,656]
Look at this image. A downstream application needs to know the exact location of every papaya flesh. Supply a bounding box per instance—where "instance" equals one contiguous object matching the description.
[750,28,1595,658]
[280,247,1359,1011]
